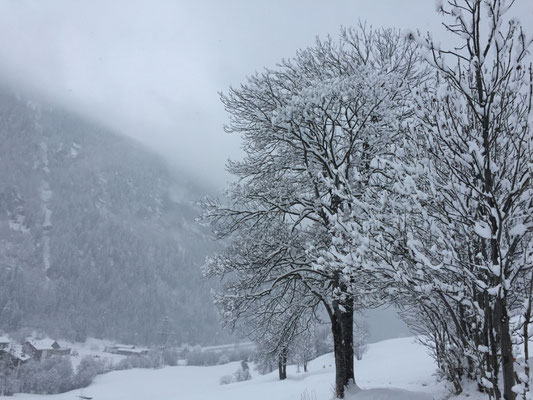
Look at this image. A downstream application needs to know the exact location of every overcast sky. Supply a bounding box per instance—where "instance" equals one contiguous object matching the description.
[0,0,531,189]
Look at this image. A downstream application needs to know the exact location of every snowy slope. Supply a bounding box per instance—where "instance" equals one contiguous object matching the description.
[3,337,459,400]
[0,90,225,345]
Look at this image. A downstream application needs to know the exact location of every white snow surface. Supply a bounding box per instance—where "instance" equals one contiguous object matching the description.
[3,337,468,400]
[66,338,128,369]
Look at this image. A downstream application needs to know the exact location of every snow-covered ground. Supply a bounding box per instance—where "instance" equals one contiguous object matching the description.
[62,338,127,369]
[2,337,482,400]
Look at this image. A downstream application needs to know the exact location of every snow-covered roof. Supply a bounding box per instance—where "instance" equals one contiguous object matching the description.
[7,345,31,361]
[114,344,136,349]
[28,339,59,350]
[105,344,149,353]
[117,347,148,354]
[0,336,10,344]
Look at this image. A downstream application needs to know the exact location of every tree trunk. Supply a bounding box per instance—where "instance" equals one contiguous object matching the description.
[522,278,533,396]
[332,310,345,398]
[496,296,515,400]
[341,298,355,384]
[278,349,287,380]
[482,290,501,399]
[331,296,355,398]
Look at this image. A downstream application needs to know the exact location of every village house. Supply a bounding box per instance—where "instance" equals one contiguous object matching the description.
[0,336,9,350]
[0,345,31,367]
[104,344,149,356]
[23,340,71,361]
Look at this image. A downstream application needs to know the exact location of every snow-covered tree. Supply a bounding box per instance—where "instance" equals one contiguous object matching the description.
[203,217,320,380]
[353,319,369,361]
[385,1,533,398]
[203,25,423,398]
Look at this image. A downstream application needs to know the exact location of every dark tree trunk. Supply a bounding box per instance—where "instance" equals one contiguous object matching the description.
[332,309,345,398]
[523,279,533,395]
[278,349,287,380]
[341,299,355,384]
[479,289,501,399]
[331,296,355,398]
[487,301,501,400]
[495,296,515,400]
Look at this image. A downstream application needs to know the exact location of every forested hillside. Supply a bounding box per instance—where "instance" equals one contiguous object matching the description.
[0,89,223,345]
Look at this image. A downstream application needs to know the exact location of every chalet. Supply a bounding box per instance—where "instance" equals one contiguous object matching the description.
[0,336,9,350]
[24,340,71,361]
[0,345,31,367]
[104,344,149,356]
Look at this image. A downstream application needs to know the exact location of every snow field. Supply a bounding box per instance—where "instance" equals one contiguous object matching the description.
[3,337,454,400]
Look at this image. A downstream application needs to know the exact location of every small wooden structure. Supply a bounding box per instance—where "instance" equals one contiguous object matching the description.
[0,336,9,350]
[104,344,149,356]
[0,345,31,367]
[24,340,71,361]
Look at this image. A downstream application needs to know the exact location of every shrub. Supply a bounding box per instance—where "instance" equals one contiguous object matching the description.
[0,356,19,396]
[75,356,109,388]
[0,375,18,396]
[217,354,230,365]
[185,348,219,366]
[18,357,74,394]
[162,348,179,366]
[220,360,252,385]
[219,374,234,385]
[2,347,180,396]
[116,351,161,370]
[186,346,255,366]
[233,360,251,382]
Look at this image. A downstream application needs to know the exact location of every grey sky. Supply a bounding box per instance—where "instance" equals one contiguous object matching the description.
[0,0,531,189]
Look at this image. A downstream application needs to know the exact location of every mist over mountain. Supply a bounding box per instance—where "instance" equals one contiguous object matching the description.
[0,89,226,345]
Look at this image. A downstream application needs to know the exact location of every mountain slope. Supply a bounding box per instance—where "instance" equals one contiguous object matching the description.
[0,90,224,345]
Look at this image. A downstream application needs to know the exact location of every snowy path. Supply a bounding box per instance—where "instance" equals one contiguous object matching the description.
[5,337,447,400]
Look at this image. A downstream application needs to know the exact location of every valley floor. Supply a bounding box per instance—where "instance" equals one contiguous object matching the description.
[2,337,490,400]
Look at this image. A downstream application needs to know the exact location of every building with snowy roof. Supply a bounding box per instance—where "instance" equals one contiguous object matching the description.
[0,336,9,349]
[24,339,71,361]
[104,344,149,356]
[0,345,31,367]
